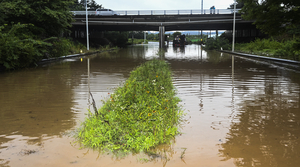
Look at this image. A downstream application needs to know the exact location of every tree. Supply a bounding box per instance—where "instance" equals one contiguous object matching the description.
[0,24,51,69]
[0,0,74,38]
[70,0,102,11]
[87,0,102,10]
[147,33,159,40]
[237,0,300,36]
[227,1,244,9]
[69,0,85,11]
[0,0,75,70]
[172,31,181,38]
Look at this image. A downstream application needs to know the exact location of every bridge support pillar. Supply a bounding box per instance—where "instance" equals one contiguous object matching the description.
[159,26,165,48]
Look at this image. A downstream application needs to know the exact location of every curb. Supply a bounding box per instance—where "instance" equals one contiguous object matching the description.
[37,49,117,65]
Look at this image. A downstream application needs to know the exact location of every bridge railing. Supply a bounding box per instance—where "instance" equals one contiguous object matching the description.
[71,9,240,16]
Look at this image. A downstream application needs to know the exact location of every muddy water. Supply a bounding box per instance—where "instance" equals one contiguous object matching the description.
[1,42,300,167]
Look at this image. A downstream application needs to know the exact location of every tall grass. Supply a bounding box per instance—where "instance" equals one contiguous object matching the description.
[77,59,183,154]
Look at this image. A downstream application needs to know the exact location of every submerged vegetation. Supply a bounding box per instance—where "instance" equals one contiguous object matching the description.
[78,59,183,153]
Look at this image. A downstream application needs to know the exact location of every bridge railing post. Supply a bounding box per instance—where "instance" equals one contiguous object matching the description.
[151,10,153,15]
[164,10,166,15]
[191,10,192,15]
[178,10,179,15]
[138,11,140,15]
[217,9,219,14]
[125,11,127,15]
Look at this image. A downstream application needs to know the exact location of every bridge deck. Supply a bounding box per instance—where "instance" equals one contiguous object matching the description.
[71,12,254,31]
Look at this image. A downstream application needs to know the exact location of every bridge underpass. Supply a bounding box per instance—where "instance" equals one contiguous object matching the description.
[70,9,260,46]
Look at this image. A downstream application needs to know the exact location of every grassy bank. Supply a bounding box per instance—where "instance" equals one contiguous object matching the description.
[235,38,300,61]
[77,59,183,154]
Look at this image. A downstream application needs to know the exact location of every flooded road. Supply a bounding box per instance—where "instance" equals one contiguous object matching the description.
[1,42,300,167]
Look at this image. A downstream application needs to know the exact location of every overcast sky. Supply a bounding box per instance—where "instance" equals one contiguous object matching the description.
[94,0,235,10]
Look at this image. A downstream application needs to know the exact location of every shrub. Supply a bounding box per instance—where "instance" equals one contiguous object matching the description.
[47,38,74,58]
[0,23,50,69]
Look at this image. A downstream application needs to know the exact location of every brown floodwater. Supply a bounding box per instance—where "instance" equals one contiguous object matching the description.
[1,42,300,167]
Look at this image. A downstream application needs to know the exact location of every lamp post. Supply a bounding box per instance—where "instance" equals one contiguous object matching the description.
[86,0,89,50]
[201,0,203,14]
[232,0,236,52]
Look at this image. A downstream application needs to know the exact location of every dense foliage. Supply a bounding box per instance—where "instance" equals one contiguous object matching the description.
[0,0,74,38]
[103,31,129,46]
[235,38,300,60]
[147,33,159,41]
[0,0,81,70]
[0,24,87,70]
[0,24,50,69]
[78,59,183,153]
[237,0,300,36]
[204,37,231,50]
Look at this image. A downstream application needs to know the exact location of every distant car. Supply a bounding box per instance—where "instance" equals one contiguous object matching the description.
[95,9,119,16]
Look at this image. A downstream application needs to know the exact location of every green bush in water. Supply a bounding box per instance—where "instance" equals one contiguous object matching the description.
[78,59,183,153]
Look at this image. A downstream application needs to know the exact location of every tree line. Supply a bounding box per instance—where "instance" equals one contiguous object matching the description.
[0,0,124,71]
[0,0,77,70]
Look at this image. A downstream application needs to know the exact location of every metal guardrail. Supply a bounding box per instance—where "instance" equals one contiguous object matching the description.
[71,9,240,16]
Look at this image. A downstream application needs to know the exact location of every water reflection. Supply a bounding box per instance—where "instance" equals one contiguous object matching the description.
[219,71,300,167]
[0,66,76,138]
[173,46,185,54]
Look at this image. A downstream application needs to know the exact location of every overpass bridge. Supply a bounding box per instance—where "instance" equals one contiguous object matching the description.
[70,9,259,45]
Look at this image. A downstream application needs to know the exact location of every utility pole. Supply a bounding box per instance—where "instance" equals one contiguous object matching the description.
[85,0,89,50]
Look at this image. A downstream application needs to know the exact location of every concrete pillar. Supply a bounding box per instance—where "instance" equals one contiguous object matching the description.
[159,26,165,48]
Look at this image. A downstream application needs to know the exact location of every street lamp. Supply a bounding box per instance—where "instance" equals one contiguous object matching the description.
[86,0,89,50]
[232,0,236,52]
[201,0,203,14]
